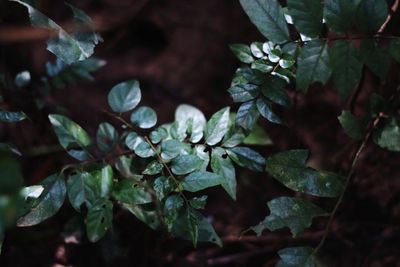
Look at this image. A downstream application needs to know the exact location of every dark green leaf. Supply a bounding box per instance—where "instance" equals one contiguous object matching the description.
[239,0,290,44]
[96,122,118,153]
[205,107,230,146]
[324,0,358,33]
[256,97,283,124]
[48,114,91,161]
[226,146,266,172]
[287,0,323,38]
[251,59,274,73]
[11,0,102,65]
[389,38,400,63]
[171,155,203,175]
[296,40,331,92]
[0,223,4,254]
[360,40,391,80]
[236,100,260,130]
[130,106,157,129]
[67,172,100,211]
[373,117,400,151]
[86,199,113,242]
[211,147,237,200]
[338,111,365,140]
[261,76,290,107]
[275,247,316,267]
[266,150,345,197]
[189,196,208,209]
[164,195,184,230]
[329,40,363,100]
[0,111,27,122]
[115,155,141,180]
[17,174,66,227]
[107,80,141,113]
[229,44,254,63]
[251,197,326,237]
[161,139,189,161]
[231,66,266,86]
[222,124,246,148]
[112,180,152,204]
[0,152,23,194]
[124,204,160,230]
[356,0,388,33]
[228,84,260,103]
[181,171,223,192]
[172,207,222,247]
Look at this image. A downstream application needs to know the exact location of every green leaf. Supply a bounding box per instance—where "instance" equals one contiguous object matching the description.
[373,117,400,152]
[175,104,206,143]
[67,172,100,211]
[389,38,400,63]
[231,66,266,86]
[112,180,152,204]
[0,223,4,254]
[226,146,266,172]
[171,155,203,175]
[115,155,141,180]
[130,106,157,129]
[172,207,222,247]
[239,0,290,44]
[251,197,326,237]
[251,59,274,73]
[0,152,23,194]
[275,247,316,267]
[96,122,118,153]
[250,42,264,58]
[17,174,66,227]
[48,114,92,161]
[324,0,358,33]
[0,111,27,122]
[356,0,388,33]
[124,204,160,230]
[86,199,113,242]
[329,40,363,100]
[256,97,283,124]
[266,150,345,197]
[181,171,223,192]
[164,195,184,230]
[205,107,230,146]
[228,84,260,103]
[296,40,331,93]
[189,196,208,209]
[143,160,163,175]
[95,165,114,198]
[211,147,237,200]
[287,0,323,38]
[229,44,254,63]
[14,71,30,87]
[193,145,210,171]
[236,100,260,130]
[11,0,102,65]
[338,111,365,140]
[161,139,189,161]
[126,135,154,158]
[360,40,391,80]
[153,176,175,200]
[222,124,246,148]
[243,124,273,146]
[107,80,141,113]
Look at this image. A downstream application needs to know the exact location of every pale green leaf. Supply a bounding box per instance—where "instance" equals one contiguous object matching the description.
[48,114,91,161]
[0,111,27,122]
[243,124,273,146]
[229,44,254,63]
[14,71,30,87]
[193,145,210,171]
[107,80,141,113]
[17,174,66,227]
[211,147,237,200]
[112,180,152,204]
[164,195,184,231]
[182,171,223,192]
[161,139,190,161]
[142,160,163,175]
[275,247,316,267]
[130,106,157,129]
[251,197,326,237]
[189,196,208,209]
[171,155,203,175]
[153,176,175,200]
[175,104,206,143]
[239,0,290,44]
[373,117,400,152]
[205,107,230,146]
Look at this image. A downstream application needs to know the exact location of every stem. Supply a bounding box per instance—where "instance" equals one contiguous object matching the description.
[290,34,399,45]
[314,115,382,253]
[103,110,135,130]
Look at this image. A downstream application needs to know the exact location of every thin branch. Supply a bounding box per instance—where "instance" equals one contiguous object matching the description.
[378,0,400,33]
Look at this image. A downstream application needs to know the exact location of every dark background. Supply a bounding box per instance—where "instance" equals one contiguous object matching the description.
[0,0,399,266]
